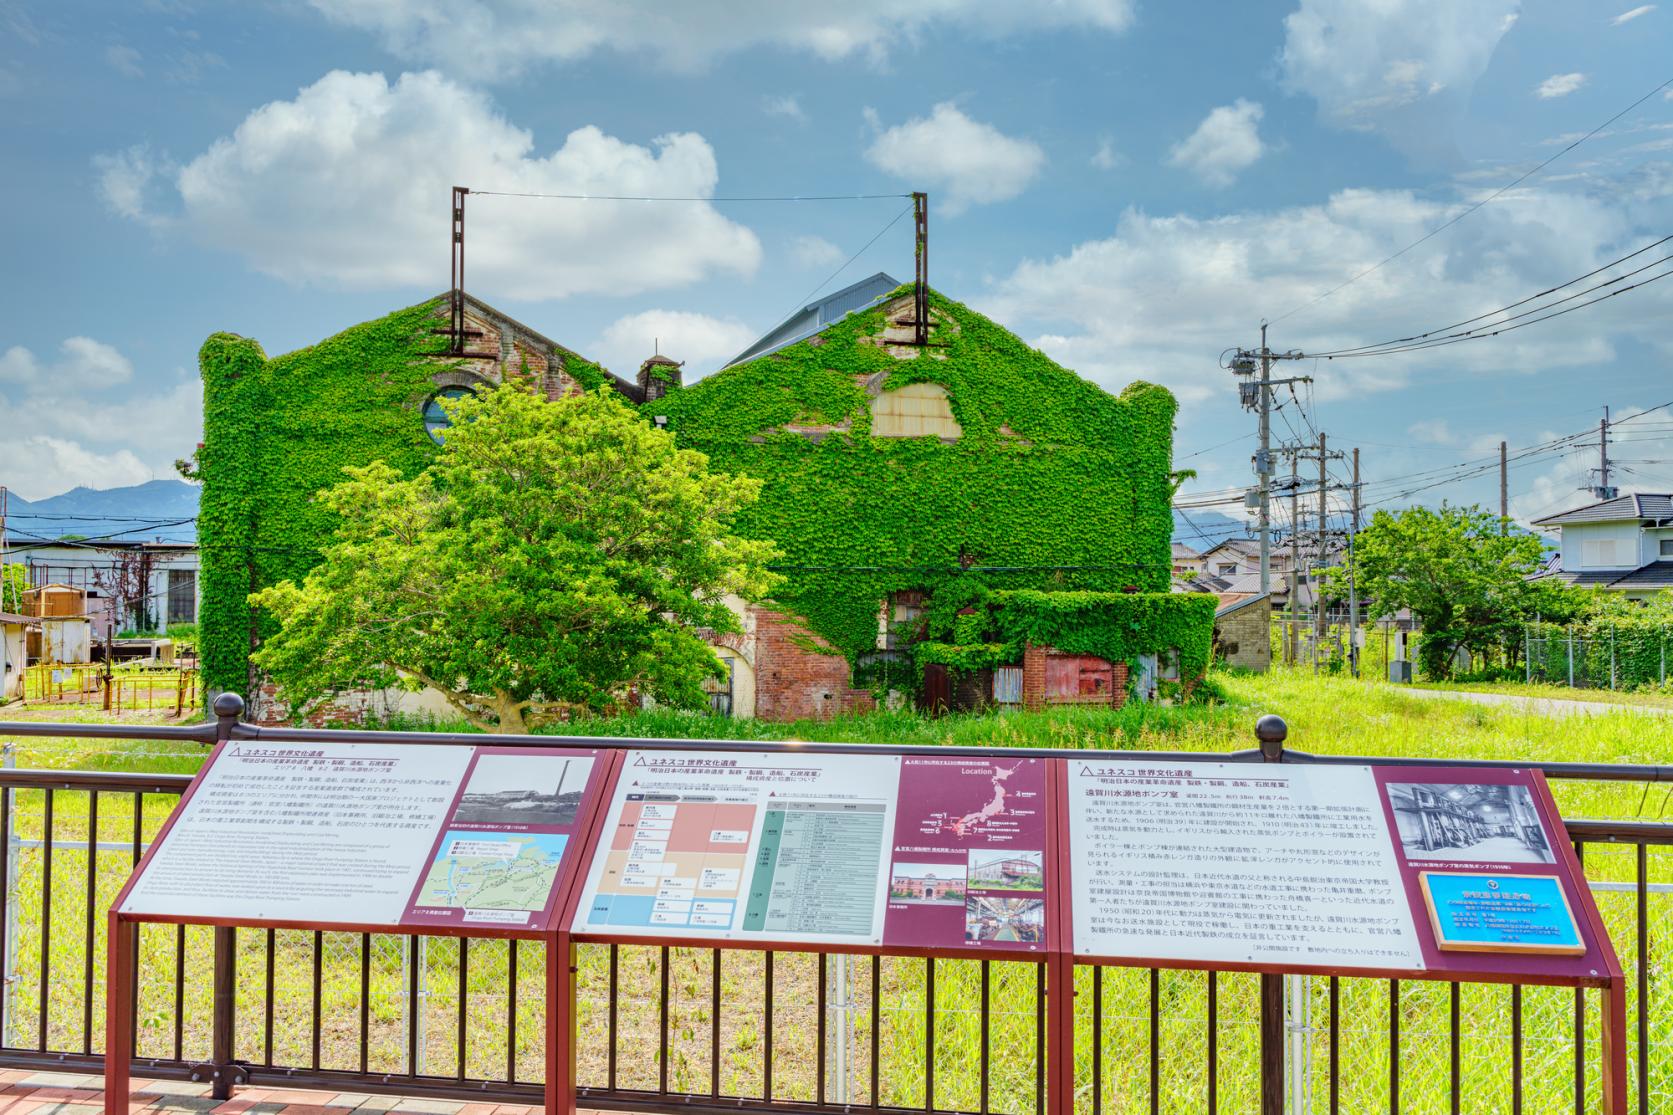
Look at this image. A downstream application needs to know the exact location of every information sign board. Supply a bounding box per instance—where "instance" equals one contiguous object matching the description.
[120,740,608,932]
[883,756,1050,952]
[1374,765,1601,978]
[572,750,903,945]
[1065,760,1424,970]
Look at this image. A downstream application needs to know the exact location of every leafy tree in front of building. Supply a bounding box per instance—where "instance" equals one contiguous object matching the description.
[1342,504,1545,679]
[249,385,781,732]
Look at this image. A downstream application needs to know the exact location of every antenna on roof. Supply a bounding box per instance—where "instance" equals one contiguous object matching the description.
[913,192,928,346]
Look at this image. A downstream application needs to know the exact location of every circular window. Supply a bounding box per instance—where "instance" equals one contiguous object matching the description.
[422,386,477,444]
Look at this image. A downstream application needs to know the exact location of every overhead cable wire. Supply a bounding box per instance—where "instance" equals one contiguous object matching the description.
[768,202,915,329]
[469,190,912,202]
[1267,74,1673,325]
[1303,242,1673,358]
[1303,265,1673,361]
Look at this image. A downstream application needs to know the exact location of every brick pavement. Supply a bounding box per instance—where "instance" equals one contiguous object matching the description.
[0,1070,548,1115]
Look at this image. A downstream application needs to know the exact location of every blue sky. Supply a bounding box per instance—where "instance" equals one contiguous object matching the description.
[2,0,1670,545]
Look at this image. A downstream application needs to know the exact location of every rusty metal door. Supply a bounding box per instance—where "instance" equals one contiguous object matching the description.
[919,662,951,715]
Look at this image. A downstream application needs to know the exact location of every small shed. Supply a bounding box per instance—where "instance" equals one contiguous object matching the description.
[0,612,37,700]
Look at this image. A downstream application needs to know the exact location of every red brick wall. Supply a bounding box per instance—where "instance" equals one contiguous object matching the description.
[1020,643,1128,711]
[752,607,875,720]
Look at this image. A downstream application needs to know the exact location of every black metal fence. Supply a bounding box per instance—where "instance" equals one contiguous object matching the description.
[0,714,1665,1113]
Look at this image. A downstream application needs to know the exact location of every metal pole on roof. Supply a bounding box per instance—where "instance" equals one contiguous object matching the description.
[912,192,929,347]
[450,186,469,355]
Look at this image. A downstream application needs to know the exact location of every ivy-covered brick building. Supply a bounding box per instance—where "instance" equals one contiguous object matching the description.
[197,279,1211,722]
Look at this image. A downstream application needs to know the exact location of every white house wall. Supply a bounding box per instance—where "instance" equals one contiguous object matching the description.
[1559,521,1644,571]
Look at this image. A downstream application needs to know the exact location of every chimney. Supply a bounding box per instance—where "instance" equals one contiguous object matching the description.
[637,355,683,403]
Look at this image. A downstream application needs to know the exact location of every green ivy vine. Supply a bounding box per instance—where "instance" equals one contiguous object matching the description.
[642,285,1194,674]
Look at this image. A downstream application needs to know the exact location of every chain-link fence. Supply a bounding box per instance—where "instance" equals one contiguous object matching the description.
[1527,627,1673,691]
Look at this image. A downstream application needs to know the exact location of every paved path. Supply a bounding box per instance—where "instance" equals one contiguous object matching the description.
[1399,685,1673,718]
[0,1070,549,1115]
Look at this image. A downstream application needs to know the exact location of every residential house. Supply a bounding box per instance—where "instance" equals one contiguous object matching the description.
[7,539,199,640]
[1531,493,1673,599]
[1171,542,1203,580]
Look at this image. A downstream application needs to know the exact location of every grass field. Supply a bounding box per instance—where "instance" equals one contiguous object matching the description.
[0,671,1667,1112]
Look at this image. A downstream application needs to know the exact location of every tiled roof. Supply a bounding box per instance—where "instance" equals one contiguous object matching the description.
[1609,561,1673,589]
[1171,542,1200,558]
[1532,493,1673,527]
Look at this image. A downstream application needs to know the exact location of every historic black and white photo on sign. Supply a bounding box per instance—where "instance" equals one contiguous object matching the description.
[1387,782,1553,864]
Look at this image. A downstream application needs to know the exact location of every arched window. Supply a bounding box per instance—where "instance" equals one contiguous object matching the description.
[422,385,477,444]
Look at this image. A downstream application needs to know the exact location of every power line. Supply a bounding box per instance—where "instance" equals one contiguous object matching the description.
[1303,237,1673,358]
[1267,74,1673,325]
[1305,243,1673,359]
[769,202,915,330]
[469,190,912,203]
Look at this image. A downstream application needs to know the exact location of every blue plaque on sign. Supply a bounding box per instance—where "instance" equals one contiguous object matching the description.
[1419,872,1584,955]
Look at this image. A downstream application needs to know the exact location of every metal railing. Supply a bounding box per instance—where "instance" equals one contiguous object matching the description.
[0,707,1666,1113]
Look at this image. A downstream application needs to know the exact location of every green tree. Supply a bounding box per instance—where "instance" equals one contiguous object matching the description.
[0,565,25,613]
[250,385,781,731]
[1341,504,1544,679]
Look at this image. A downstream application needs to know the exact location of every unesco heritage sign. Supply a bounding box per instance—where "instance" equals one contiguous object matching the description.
[105,737,1624,1115]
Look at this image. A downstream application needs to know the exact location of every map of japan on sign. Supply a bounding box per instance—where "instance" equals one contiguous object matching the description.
[1066,760,1425,971]
[884,757,1049,951]
[121,741,605,931]
[572,750,902,945]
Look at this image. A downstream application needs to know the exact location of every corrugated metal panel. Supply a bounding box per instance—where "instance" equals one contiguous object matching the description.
[723,272,901,368]
[992,667,1022,705]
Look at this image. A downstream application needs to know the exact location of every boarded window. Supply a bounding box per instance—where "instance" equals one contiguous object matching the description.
[870,382,962,440]
[1044,654,1113,699]
[1581,538,1621,567]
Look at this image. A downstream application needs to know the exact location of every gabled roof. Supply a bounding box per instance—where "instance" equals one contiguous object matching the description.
[723,272,900,368]
[1532,492,1673,527]
[1171,542,1200,558]
[1214,592,1270,618]
[442,291,639,399]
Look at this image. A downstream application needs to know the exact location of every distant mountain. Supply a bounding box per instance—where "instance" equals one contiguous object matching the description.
[4,479,198,545]
[1173,507,1248,552]
[5,477,1238,554]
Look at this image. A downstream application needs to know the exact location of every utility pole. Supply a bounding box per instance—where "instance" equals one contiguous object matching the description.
[1288,451,1300,666]
[913,192,930,347]
[1348,448,1361,679]
[1597,408,1612,498]
[1228,329,1310,597]
[1315,432,1328,670]
[1258,326,1273,595]
[1499,440,1509,534]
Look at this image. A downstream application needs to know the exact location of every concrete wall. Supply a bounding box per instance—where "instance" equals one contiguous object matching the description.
[1215,599,1272,672]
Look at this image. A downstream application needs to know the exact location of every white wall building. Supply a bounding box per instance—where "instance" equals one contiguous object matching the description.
[1531,493,1673,599]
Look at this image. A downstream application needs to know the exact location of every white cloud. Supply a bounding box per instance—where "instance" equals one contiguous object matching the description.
[982,181,1670,414]
[789,234,844,268]
[103,70,761,299]
[105,44,144,78]
[0,437,155,502]
[94,145,168,225]
[1536,73,1587,99]
[1613,5,1655,25]
[1091,138,1121,170]
[591,310,758,382]
[306,0,1134,80]
[762,95,806,122]
[0,340,198,500]
[1280,0,1520,155]
[1168,100,1264,187]
[863,102,1044,214]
